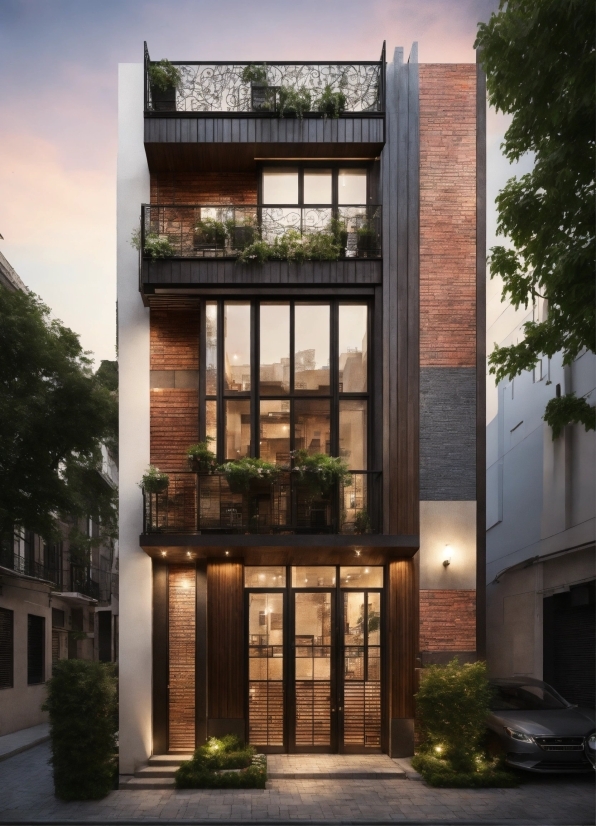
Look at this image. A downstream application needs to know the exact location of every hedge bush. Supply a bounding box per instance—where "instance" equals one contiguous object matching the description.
[413,658,517,787]
[42,659,118,800]
[175,735,267,789]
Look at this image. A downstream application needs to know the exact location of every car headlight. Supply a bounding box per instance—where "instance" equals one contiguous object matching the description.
[504,727,534,743]
[587,734,596,751]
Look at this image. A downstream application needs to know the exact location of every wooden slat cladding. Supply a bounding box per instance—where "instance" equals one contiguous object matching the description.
[143,259,382,289]
[145,116,384,146]
[419,65,477,368]
[207,562,245,721]
[388,559,418,720]
[150,173,257,205]
[150,308,199,472]
[168,565,196,751]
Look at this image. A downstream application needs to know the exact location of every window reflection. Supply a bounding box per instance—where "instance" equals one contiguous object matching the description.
[339,305,367,392]
[245,567,286,588]
[206,302,218,395]
[262,169,299,204]
[225,400,250,459]
[295,305,330,394]
[260,304,290,394]
[224,303,251,393]
[295,399,330,455]
[260,400,291,464]
[338,169,367,204]
[339,400,367,469]
[205,400,217,455]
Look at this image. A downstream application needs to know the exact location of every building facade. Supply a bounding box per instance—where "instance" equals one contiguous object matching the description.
[117,44,485,773]
[0,252,119,736]
[486,288,595,706]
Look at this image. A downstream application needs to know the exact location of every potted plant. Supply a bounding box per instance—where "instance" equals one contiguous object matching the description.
[291,449,351,498]
[130,228,175,259]
[226,217,256,252]
[329,218,348,255]
[186,438,217,473]
[194,218,228,251]
[354,509,371,534]
[139,465,169,494]
[356,223,379,257]
[316,84,347,118]
[219,458,281,493]
[242,64,274,112]
[148,59,181,112]
[278,86,312,119]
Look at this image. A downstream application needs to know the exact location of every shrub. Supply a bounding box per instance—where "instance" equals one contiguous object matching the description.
[237,228,342,264]
[411,753,517,788]
[187,438,217,472]
[42,659,117,801]
[316,84,347,117]
[175,735,267,789]
[416,658,492,773]
[278,86,312,118]
[354,509,371,534]
[195,218,228,246]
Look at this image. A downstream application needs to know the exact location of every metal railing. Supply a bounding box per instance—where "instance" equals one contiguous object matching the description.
[69,564,100,600]
[0,548,62,586]
[141,204,382,260]
[144,42,386,115]
[143,470,381,536]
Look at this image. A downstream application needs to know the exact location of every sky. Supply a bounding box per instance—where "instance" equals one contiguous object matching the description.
[0,0,514,366]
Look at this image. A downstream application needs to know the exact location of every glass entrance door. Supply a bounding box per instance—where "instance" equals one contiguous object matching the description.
[291,591,336,751]
[247,591,284,749]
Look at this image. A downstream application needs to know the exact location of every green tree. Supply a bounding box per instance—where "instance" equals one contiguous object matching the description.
[0,287,117,545]
[475,0,595,437]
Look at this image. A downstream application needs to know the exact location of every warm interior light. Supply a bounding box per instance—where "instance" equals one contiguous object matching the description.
[225,550,230,556]
[161,551,167,557]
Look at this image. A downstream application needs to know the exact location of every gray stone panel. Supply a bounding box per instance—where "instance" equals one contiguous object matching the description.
[420,367,476,500]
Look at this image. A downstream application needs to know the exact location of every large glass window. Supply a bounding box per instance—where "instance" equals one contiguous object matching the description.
[262,169,299,204]
[338,169,367,204]
[201,300,370,469]
[303,170,332,204]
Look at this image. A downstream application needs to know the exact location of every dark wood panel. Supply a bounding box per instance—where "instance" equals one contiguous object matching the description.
[387,557,418,721]
[143,259,382,289]
[144,141,384,174]
[195,562,207,745]
[207,561,245,720]
[152,561,168,755]
[168,565,196,751]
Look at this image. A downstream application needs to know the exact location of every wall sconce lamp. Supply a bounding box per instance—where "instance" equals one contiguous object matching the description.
[225,550,230,556]
[443,545,452,568]
[161,550,167,558]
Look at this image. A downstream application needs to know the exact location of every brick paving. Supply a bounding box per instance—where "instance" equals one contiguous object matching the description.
[0,742,593,824]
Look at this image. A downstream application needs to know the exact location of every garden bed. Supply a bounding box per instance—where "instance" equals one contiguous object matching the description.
[175,735,267,789]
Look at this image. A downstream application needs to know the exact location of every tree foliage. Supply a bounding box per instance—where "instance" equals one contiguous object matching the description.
[475,0,595,432]
[43,659,117,800]
[0,287,117,545]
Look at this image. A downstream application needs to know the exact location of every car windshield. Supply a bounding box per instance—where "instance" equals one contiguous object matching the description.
[490,684,568,711]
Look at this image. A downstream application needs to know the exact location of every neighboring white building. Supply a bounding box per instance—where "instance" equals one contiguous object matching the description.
[486,285,596,707]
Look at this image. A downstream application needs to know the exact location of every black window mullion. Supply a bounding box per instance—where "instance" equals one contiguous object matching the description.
[217,301,225,464]
[199,301,206,442]
[330,302,339,458]
[252,301,259,458]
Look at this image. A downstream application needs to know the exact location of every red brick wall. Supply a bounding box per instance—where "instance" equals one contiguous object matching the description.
[150,309,199,471]
[151,173,257,204]
[419,65,477,368]
[168,565,196,751]
[420,589,476,652]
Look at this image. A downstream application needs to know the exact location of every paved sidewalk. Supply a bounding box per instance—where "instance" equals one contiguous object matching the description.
[0,723,49,762]
[0,742,593,825]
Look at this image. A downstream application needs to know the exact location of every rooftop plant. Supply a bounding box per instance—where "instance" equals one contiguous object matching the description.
[148,59,182,92]
[316,84,347,118]
[241,63,268,84]
[278,86,312,119]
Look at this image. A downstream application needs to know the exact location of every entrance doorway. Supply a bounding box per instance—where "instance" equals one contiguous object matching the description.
[246,565,383,753]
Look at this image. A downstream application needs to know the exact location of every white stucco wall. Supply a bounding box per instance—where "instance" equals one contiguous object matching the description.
[117,62,151,774]
[419,501,477,590]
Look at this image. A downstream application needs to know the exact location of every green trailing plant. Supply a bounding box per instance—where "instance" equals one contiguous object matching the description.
[175,735,267,789]
[148,59,182,92]
[186,438,217,473]
[278,86,312,118]
[241,63,268,84]
[413,658,511,786]
[138,465,169,494]
[130,228,175,259]
[42,659,118,801]
[219,458,281,492]
[329,217,348,252]
[354,509,371,534]
[291,449,351,496]
[194,218,228,247]
[238,228,341,264]
[316,84,347,118]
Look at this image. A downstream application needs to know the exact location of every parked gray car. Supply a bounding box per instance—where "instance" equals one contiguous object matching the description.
[487,678,595,773]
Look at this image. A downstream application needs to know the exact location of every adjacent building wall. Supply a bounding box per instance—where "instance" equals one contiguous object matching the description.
[117,62,152,775]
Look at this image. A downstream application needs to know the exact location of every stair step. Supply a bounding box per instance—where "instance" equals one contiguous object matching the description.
[148,754,192,767]
[120,776,176,790]
[135,765,178,778]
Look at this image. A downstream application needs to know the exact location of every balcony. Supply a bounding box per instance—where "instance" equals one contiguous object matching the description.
[139,204,382,294]
[143,45,386,171]
[0,549,61,586]
[142,471,381,537]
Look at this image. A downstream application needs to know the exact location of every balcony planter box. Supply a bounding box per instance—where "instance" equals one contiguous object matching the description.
[231,225,255,251]
[357,230,378,256]
[151,83,176,112]
[251,83,276,112]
